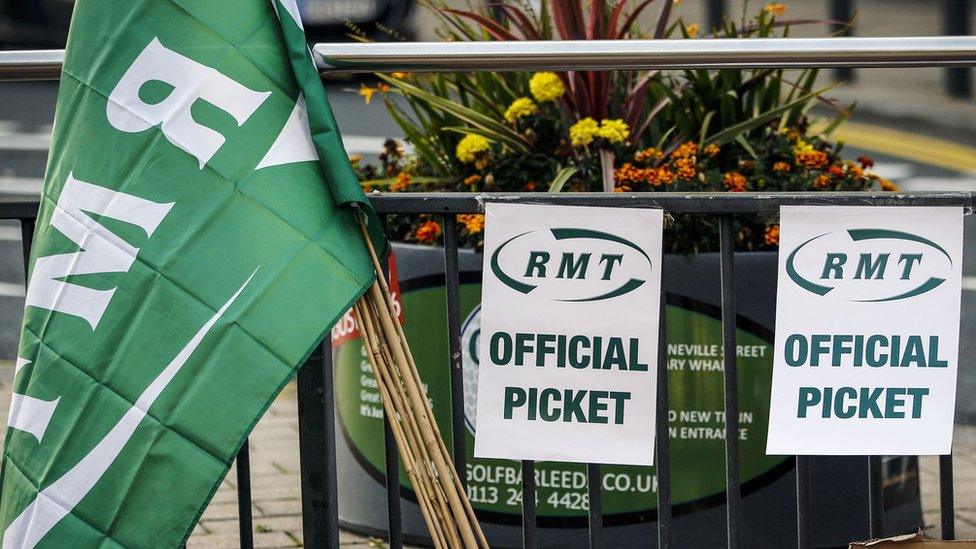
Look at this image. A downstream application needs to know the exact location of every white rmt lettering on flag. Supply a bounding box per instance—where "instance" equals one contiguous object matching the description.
[25,173,173,329]
[106,37,271,168]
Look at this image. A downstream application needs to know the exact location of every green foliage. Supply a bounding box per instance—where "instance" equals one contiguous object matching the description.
[352,1,892,252]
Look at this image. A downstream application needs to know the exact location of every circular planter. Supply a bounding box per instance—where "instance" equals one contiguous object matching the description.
[334,243,922,547]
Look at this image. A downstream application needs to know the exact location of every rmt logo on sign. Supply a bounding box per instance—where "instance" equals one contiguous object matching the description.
[490,228,652,302]
[785,228,953,302]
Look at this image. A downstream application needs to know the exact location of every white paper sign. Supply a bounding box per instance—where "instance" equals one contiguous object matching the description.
[767,206,963,455]
[473,203,663,466]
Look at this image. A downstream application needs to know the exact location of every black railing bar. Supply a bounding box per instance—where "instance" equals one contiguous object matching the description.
[719,215,742,549]
[868,455,884,538]
[3,192,973,220]
[322,343,341,548]
[940,453,955,540]
[296,343,338,548]
[235,440,254,549]
[379,236,403,549]
[587,463,603,549]
[441,215,468,484]
[522,460,537,549]
[654,282,671,549]
[383,419,403,548]
[366,192,976,215]
[19,218,34,278]
[796,455,812,549]
[656,283,672,549]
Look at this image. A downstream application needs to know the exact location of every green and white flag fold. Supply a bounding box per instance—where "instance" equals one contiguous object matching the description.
[0,1,382,546]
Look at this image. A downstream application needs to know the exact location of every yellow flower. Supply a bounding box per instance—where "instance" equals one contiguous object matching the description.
[597,119,630,144]
[359,83,379,105]
[569,117,600,147]
[348,154,363,167]
[504,97,537,123]
[793,139,814,154]
[529,72,566,103]
[685,23,699,37]
[763,2,786,16]
[459,214,486,234]
[390,72,411,79]
[455,134,491,164]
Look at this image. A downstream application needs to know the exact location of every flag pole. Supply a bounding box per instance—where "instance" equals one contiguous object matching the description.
[351,206,488,548]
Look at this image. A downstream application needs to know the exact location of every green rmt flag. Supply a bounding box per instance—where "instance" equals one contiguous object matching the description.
[0,1,383,546]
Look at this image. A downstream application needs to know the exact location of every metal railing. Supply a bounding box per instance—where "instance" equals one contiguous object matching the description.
[0,38,975,548]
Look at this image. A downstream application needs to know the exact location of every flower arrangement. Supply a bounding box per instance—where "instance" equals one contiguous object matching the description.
[352,0,897,253]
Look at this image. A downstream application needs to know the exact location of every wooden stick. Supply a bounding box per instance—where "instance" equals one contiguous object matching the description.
[353,208,487,548]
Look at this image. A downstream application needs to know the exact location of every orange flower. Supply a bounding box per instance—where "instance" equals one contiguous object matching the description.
[391,172,410,192]
[723,171,747,192]
[458,214,485,234]
[764,2,786,16]
[772,161,791,173]
[879,178,900,192]
[671,141,698,159]
[525,181,538,191]
[415,220,442,243]
[764,224,780,246]
[813,174,831,188]
[703,143,720,157]
[795,150,829,169]
[857,155,875,168]
[613,184,632,193]
[635,147,661,163]
[463,174,482,187]
[675,157,697,180]
[827,165,845,178]
[615,162,646,183]
[647,166,675,186]
[846,162,864,179]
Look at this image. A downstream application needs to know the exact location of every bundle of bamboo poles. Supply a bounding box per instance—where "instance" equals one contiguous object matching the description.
[353,210,488,549]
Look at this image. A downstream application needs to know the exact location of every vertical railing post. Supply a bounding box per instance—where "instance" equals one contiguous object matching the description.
[868,455,884,538]
[19,218,34,275]
[707,0,725,32]
[796,455,812,549]
[943,0,972,98]
[587,463,603,548]
[378,225,403,549]
[719,216,741,549]
[940,454,955,540]
[522,460,537,549]
[236,441,254,549]
[442,215,468,483]
[830,0,856,82]
[656,287,672,549]
[297,342,341,549]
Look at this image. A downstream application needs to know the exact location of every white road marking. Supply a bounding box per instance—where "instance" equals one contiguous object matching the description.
[868,163,914,181]
[0,225,21,242]
[898,177,976,192]
[0,282,25,298]
[0,133,51,151]
[963,277,976,292]
[0,176,42,195]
